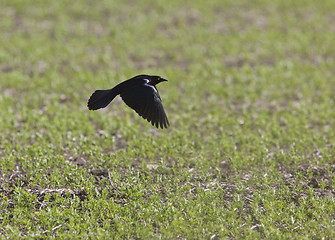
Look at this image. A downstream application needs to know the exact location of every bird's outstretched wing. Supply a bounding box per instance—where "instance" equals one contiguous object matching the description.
[120,85,169,129]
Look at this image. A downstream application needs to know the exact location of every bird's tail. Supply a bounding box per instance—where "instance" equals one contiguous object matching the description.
[87,88,119,110]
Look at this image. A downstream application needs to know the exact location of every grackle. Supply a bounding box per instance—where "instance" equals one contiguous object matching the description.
[87,75,169,129]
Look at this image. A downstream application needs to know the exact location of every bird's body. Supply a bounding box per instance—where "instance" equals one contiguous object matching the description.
[88,75,169,129]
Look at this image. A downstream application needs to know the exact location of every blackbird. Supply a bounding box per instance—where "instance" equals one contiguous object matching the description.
[87,74,169,129]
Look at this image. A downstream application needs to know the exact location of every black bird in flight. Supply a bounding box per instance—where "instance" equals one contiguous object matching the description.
[87,75,169,129]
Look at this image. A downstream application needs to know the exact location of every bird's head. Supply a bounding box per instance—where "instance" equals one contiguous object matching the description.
[147,75,168,86]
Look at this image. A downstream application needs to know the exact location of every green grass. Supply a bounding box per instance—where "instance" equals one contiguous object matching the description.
[1,0,335,238]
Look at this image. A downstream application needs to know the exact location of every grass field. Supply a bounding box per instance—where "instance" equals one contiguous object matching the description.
[1,0,335,238]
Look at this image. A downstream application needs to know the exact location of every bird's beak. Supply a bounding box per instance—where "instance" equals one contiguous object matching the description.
[160,78,168,82]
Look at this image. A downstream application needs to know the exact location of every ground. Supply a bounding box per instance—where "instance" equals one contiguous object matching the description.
[0,0,335,238]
